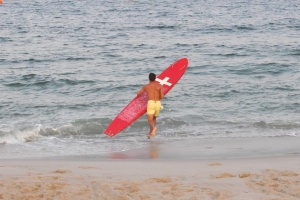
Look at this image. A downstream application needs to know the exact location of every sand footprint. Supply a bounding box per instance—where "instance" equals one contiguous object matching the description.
[53,169,71,174]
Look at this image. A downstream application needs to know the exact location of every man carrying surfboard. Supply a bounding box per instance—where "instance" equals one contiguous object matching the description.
[137,73,164,139]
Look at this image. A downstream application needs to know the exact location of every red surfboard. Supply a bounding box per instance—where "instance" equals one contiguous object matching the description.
[104,58,189,137]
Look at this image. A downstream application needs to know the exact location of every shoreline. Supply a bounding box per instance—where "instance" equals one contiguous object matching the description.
[1,136,299,161]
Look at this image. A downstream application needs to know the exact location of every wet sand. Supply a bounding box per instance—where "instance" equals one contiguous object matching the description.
[0,156,299,200]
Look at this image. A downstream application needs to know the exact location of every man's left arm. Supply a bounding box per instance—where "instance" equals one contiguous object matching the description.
[137,86,145,96]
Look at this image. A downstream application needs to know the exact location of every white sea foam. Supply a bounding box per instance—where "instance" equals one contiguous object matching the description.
[0,124,42,144]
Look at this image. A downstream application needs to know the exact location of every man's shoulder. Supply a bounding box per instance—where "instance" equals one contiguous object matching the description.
[152,82,162,87]
[156,82,162,87]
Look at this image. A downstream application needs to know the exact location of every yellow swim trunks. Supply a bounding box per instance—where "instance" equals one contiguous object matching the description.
[147,100,163,117]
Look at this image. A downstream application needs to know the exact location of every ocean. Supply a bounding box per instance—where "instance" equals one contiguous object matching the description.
[0,0,299,159]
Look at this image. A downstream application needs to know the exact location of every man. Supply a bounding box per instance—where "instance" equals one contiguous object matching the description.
[137,73,164,139]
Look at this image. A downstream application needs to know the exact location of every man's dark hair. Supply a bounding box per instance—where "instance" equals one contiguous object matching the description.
[149,73,156,81]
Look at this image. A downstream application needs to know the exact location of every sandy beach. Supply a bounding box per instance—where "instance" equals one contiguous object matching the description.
[0,155,299,200]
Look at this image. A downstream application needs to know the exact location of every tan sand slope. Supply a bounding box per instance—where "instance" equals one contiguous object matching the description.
[0,156,299,200]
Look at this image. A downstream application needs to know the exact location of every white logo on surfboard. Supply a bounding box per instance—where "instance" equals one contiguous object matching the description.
[156,77,172,86]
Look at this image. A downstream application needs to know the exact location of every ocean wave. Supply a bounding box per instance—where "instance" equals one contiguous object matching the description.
[0,117,190,144]
[289,49,300,56]
[1,116,299,146]
[58,78,95,85]
[3,56,94,64]
[21,74,37,80]
[4,79,54,88]
[145,25,177,30]
[228,63,291,76]
[287,25,300,30]
[253,121,300,130]
[0,37,13,42]
[65,57,94,61]
[207,53,248,57]
[0,124,42,144]
[233,25,256,31]
[194,24,256,33]
[205,118,300,130]
[13,58,56,63]
[3,75,96,89]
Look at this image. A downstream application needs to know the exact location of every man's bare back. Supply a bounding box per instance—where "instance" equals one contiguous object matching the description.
[138,82,164,101]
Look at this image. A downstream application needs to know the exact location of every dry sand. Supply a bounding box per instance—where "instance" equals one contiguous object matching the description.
[0,156,299,200]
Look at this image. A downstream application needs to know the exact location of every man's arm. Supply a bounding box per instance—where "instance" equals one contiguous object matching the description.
[137,86,145,96]
[160,86,164,100]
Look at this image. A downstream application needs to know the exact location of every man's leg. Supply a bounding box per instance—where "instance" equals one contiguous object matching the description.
[147,114,156,138]
[153,116,157,127]
[152,116,157,137]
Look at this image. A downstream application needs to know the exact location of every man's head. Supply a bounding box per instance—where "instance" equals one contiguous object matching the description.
[149,73,156,82]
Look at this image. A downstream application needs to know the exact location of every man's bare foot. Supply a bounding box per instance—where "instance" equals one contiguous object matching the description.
[147,131,151,139]
[151,127,157,137]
